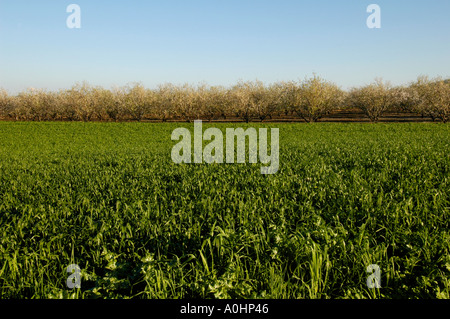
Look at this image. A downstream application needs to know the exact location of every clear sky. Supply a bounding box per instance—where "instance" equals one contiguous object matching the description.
[0,0,449,93]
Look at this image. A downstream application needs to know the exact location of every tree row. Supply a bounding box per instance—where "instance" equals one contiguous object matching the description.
[1,75,448,123]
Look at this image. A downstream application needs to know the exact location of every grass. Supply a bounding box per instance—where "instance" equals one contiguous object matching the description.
[0,122,449,299]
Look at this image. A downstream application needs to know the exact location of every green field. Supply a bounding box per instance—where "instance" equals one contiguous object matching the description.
[0,122,449,299]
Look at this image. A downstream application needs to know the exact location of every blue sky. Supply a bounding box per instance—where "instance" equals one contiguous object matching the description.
[0,0,449,93]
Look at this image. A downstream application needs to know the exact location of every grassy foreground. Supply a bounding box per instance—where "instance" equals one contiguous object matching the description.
[0,122,449,299]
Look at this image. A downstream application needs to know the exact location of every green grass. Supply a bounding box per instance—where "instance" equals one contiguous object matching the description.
[0,122,449,299]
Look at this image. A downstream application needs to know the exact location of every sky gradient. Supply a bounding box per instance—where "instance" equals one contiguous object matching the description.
[0,0,449,93]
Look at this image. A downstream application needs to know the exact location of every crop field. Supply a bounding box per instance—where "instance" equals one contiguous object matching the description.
[0,122,449,299]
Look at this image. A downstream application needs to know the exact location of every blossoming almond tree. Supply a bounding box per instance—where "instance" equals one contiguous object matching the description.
[412,76,450,123]
[389,86,420,113]
[230,81,255,123]
[123,83,156,121]
[347,78,393,122]
[286,75,344,123]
